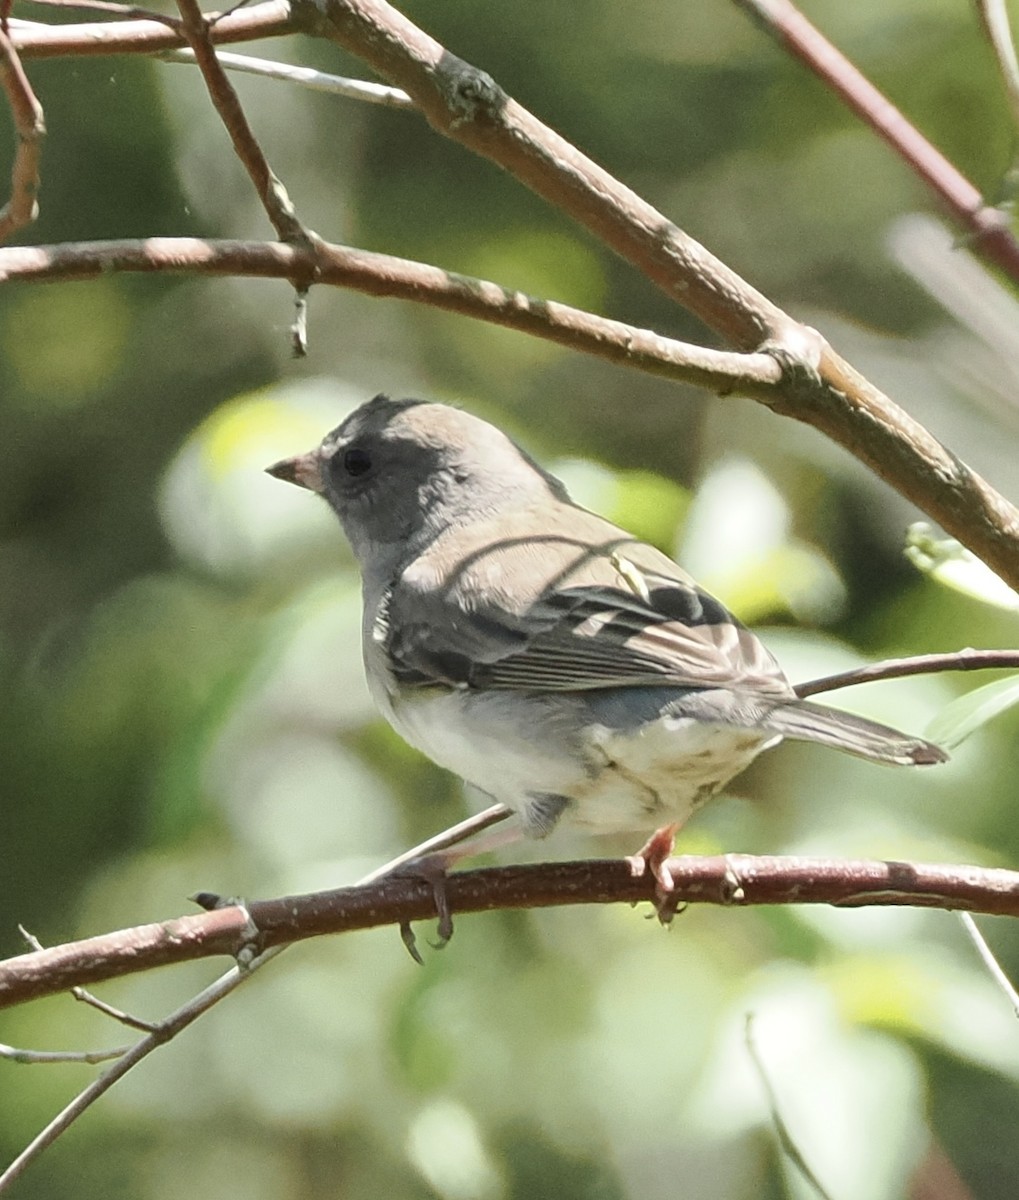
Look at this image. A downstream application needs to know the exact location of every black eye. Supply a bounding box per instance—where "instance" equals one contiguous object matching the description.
[342,447,373,477]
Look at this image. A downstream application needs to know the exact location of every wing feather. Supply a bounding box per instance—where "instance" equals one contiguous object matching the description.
[378,505,791,697]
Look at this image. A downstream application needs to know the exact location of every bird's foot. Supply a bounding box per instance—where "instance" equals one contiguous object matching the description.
[393,853,456,963]
[626,823,684,925]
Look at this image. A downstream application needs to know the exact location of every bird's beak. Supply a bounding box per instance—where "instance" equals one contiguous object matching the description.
[265,450,325,493]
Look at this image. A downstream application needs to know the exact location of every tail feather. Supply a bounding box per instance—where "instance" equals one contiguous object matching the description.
[761,699,947,766]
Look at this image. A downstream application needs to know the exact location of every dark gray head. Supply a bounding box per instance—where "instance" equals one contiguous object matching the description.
[267,394,570,569]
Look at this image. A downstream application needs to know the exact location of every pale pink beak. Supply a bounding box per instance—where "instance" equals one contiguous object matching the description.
[265,450,325,493]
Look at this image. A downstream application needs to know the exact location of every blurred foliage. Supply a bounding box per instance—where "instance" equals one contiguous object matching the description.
[2,0,1019,1197]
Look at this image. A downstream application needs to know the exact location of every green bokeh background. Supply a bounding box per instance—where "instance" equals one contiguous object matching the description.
[3,1,1019,1197]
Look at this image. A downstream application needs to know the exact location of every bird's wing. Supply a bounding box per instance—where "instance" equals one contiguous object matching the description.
[377,507,790,697]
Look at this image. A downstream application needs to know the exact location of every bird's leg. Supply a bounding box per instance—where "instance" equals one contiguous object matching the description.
[626,823,679,888]
[359,803,513,884]
[394,820,527,956]
[626,823,683,923]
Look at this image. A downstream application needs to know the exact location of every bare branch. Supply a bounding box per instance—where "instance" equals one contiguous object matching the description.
[159,47,414,108]
[305,0,1019,595]
[794,648,1019,699]
[7,1,295,57]
[310,0,794,352]
[7,2,1019,586]
[0,952,279,1192]
[0,236,785,392]
[974,0,1019,138]
[19,925,158,1031]
[21,0,180,23]
[732,0,1019,281]
[3,855,1019,1012]
[745,1015,835,1200]
[173,0,310,247]
[0,803,514,1189]
[0,1041,128,1065]
[0,26,44,241]
[958,912,1019,1018]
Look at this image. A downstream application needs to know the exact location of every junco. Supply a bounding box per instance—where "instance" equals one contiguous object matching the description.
[267,394,946,891]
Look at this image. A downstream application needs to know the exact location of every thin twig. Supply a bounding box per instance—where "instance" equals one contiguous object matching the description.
[0,956,269,1192]
[745,1015,835,1200]
[159,47,414,108]
[8,4,1019,587]
[794,648,1019,699]
[732,0,1019,282]
[19,926,157,1032]
[974,0,1019,138]
[291,281,308,356]
[958,912,1019,1019]
[23,0,181,24]
[173,0,310,247]
[0,803,511,1191]
[0,25,44,241]
[8,1,294,56]
[1,1041,129,1064]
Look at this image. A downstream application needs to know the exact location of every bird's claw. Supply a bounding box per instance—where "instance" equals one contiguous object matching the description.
[395,854,455,960]
[626,823,683,925]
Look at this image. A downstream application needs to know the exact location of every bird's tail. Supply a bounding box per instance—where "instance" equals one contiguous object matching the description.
[759,699,947,766]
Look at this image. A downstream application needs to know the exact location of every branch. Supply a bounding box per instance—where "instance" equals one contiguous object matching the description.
[794,648,1019,699]
[0,26,44,241]
[958,911,1019,1019]
[159,48,415,108]
[7,1,1019,587]
[3,855,1019,1011]
[733,0,1019,282]
[7,0,296,56]
[0,946,282,1192]
[0,236,785,392]
[302,0,1019,594]
[975,0,1019,140]
[173,0,310,247]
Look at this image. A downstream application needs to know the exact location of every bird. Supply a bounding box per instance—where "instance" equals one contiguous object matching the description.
[266,393,946,903]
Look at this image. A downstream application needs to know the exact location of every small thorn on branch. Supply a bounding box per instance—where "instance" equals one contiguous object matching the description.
[291,282,309,356]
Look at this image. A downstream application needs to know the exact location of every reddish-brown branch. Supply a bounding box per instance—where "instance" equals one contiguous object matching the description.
[796,648,1019,698]
[0,236,784,391]
[2,855,1018,1011]
[308,0,793,352]
[173,0,309,246]
[733,0,1019,283]
[8,0,295,56]
[24,0,181,22]
[0,26,44,241]
[303,0,1019,593]
[6,1,1019,589]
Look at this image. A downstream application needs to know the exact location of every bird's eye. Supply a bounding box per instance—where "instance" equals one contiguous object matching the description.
[342,447,373,477]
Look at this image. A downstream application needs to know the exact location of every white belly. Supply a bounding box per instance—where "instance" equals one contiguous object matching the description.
[372,674,777,837]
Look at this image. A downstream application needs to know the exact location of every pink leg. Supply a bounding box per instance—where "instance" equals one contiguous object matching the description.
[626,823,690,924]
[626,823,679,890]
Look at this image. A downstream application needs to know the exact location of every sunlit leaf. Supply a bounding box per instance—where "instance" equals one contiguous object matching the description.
[905,522,1019,611]
[925,674,1019,748]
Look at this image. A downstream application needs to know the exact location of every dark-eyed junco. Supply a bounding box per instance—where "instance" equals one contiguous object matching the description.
[267,394,946,888]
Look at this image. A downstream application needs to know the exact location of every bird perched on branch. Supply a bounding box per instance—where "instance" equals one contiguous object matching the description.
[267,394,945,900]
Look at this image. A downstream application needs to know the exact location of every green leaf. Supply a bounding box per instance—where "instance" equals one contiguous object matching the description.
[926,674,1019,748]
[905,523,1019,611]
